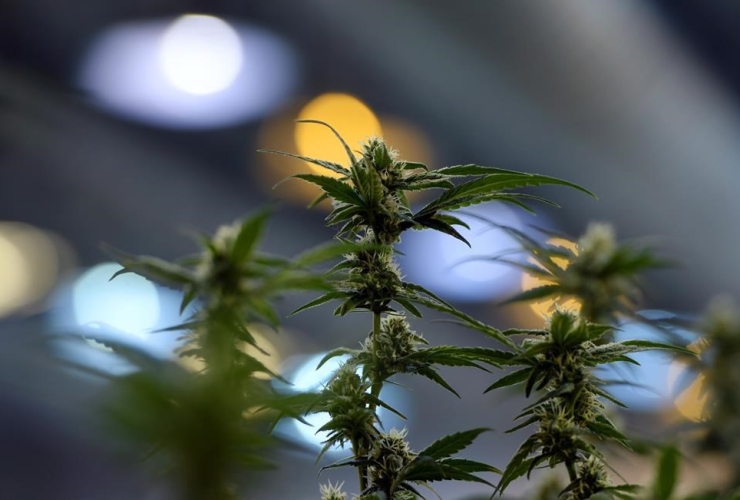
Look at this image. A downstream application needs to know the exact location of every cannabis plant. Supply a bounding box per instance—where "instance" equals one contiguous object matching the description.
[86,210,339,500]
[262,120,593,498]
[677,296,740,496]
[498,222,667,324]
[490,308,692,499]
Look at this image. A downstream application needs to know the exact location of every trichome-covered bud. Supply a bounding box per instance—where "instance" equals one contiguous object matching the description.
[367,428,416,493]
[562,456,610,500]
[576,222,617,269]
[363,314,425,377]
[319,480,346,500]
[347,246,403,311]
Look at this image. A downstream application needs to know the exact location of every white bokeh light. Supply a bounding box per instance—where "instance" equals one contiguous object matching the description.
[159,15,243,95]
[72,263,160,337]
[79,16,298,128]
[398,204,532,302]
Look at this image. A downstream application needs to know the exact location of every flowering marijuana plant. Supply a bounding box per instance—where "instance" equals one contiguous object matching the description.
[262,120,594,498]
[89,210,340,500]
[671,296,740,498]
[498,222,667,324]
[490,309,692,499]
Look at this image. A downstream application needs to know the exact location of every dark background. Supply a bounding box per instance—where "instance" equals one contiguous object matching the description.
[1,1,738,498]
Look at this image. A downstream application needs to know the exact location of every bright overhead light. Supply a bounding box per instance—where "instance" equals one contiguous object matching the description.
[79,15,298,129]
[398,204,530,303]
[159,15,243,96]
[295,93,382,176]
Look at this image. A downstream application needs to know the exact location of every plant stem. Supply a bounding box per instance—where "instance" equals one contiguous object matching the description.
[351,437,367,492]
[358,310,383,495]
[370,310,383,402]
[565,458,578,483]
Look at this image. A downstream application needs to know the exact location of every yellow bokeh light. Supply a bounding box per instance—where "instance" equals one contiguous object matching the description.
[520,237,581,317]
[295,93,382,177]
[380,116,434,168]
[667,339,710,423]
[0,222,61,318]
[178,323,283,381]
[256,101,327,206]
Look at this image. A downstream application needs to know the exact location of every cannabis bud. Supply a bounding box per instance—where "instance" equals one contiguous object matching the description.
[363,314,426,377]
[319,481,346,500]
[367,429,416,492]
[559,456,610,500]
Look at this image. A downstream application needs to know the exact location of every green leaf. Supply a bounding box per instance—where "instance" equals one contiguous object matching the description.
[415,366,460,398]
[258,148,348,176]
[395,297,423,318]
[414,217,471,247]
[502,284,561,305]
[232,209,271,262]
[418,428,490,460]
[619,340,696,356]
[653,445,680,500]
[401,161,429,171]
[296,120,357,167]
[290,292,348,316]
[484,368,532,393]
[316,347,358,369]
[292,174,362,206]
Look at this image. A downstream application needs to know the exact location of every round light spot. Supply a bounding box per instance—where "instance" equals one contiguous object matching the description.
[398,204,526,303]
[0,222,60,317]
[296,93,382,177]
[159,14,243,95]
[521,237,581,317]
[73,263,160,337]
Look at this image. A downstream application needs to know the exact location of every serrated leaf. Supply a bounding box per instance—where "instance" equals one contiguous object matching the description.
[417,428,490,460]
[292,174,362,206]
[290,292,347,316]
[484,368,532,393]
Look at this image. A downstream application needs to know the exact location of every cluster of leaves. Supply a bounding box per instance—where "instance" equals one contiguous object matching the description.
[673,296,740,495]
[323,428,499,500]
[490,309,692,499]
[260,121,594,499]
[498,222,667,324]
[87,211,343,500]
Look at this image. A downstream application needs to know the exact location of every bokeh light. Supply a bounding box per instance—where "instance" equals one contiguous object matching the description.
[178,323,283,381]
[295,93,382,176]
[159,15,243,95]
[599,316,694,411]
[668,338,709,422]
[79,16,298,128]
[0,222,62,318]
[520,237,581,317]
[73,263,160,337]
[398,204,528,303]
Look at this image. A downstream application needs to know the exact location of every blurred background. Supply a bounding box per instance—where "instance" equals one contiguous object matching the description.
[1,0,739,498]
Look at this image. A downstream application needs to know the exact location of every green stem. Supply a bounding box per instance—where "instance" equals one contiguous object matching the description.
[351,437,367,493]
[565,458,578,483]
[369,311,383,404]
[358,310,383,495]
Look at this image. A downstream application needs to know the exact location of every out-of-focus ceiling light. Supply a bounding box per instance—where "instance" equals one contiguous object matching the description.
[398,204,531,303]
[72,263,160,337]
[79,15,298,129]
[159,15,243,96]
[0,222,63,318]
[295,93,381,176]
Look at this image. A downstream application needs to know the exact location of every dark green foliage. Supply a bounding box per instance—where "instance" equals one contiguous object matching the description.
[90,210,342,500]
[264,122,591,497]
[492,309,693,499]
